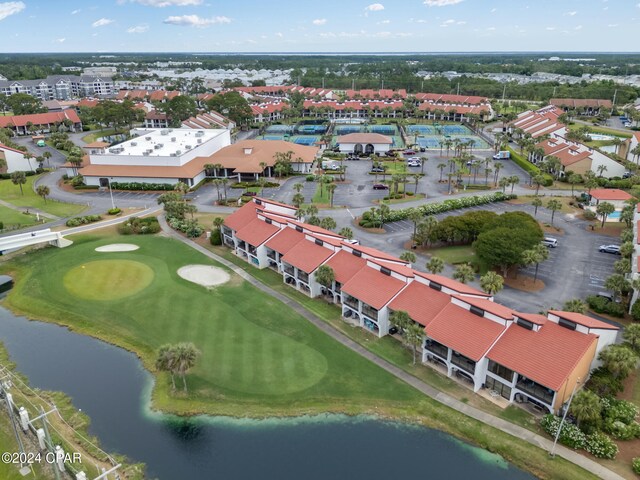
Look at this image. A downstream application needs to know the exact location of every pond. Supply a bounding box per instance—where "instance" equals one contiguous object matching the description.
[0,302,536,480]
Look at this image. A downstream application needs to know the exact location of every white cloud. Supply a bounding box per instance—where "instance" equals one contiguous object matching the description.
[163,15,231,27]
[424,0,463,6]
[71,9,81,15]
[312,18,327,25]
[574,25,583,30]
[364,3,384,13]
[607,23,618,27]
[92,18,114,27]
[275,32,283,37]
[377,19,390,24]
[457,20,466,24]
[490,7,496,13]
[127,24,149,33]
[486,26,496,31]
[0,1,25,22]
[55,38,65,43]
[443,19,455,24]
[565,11,577,16]
[546,26,556,30]
[120,0,202,6]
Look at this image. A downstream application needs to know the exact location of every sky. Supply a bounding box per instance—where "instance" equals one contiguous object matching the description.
[0,0,639,53]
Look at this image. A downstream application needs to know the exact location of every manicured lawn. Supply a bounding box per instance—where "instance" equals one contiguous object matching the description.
[312,183,332,204]
[568,123,632,138]
[1,234,422,417]
[81,128,118,144]
[382,160,407,174]
[0,205,39,229]
[0,417,44,480]
[423,245,488,273]
[0,174,86,218]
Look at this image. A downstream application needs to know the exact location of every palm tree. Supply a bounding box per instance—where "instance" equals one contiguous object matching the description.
[293,182,304,194]
[326,183,337,208]
[493,162,503,186]
[622,323,640,354]
[532,197,543,216]
[532,174,546,196]
[405,322,424,365]
[479,271,504,296]
[498,177,509,193]
[521,244,549,283]
[338,227,353,239]
[36,185,50,203]
[562,298,587,314]
[596,164,608,178]
[567,174,581,196]
[42,150,52,168]
[426,256,445,274]
[378,204,390,228]
[509,175,520,194]
[10,171,26,195]
[173,342,201,393]
[399,251,417,264]
[453,263,475,284]
[390,310,411,332]
[604,274,629,303]
[437,163,446,182]
[155,344,177,391]
[315,265,335,296]
[292,192,305,208]
[596,201,615,228]
[547,199,562,225]
[598,345,638,380]
[212,216,224,232]
[570,390,602,430]
[412,173,421,194]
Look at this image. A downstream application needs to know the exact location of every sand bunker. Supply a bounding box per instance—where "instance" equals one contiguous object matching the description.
[177,264,230,287]
[95,243,140,252]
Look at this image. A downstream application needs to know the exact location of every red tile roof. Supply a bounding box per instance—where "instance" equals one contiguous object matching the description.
[548,310,619,331]
[348,244,406,263]
[234,218,279,247]
[281,240,335,273]
[589,189,633,201]
[453,295,513,320]
[415,272,489,296]
[264,226,305,254]
[389,281,450,327]
[0,110,81,128]
[223,201,259,231]
[342,266,407,310]
[0,143,27,155]
[323,250,367,284]
[425,303,506,361]
[371,259,415,278]
[488,321,597,391]
[515,312,548,326]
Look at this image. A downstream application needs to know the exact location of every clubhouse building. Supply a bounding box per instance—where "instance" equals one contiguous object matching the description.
[223,197,619,415]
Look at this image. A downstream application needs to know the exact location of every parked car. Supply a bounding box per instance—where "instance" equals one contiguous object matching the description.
[403,149,416,155]
[623,171,632,179]
[388,326,399,335]
[541,237,558,248]
[370,166,385,173]
[624,122,633,128]
[407,160,421,167]
[244,191,257,197]
[372,183,389,190]
[596,292,621,303]
[419,147,426,152]
[599,245,621,254]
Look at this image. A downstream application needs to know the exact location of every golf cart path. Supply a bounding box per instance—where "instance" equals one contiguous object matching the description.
[157,215,625,480]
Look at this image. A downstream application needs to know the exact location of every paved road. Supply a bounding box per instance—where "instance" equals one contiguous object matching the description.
[158,214,624,480]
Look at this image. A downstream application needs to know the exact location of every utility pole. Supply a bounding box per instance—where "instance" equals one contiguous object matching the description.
[322,77,325,89]
[381,79,384,90]
[502,84,507,101]
[550,377,580,458]
[456,82,460,96]
[38,406,61,480]
[612,89,618,112]
[352,78,355,90]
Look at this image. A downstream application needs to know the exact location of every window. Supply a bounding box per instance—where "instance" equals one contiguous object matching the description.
[488,360,514,382]
[315,238,324,246]
[517,318,534,330]
[469,305,484,317]
[352,250,362,257]
[265,218,272,224]
[295,226,303,233]
[429,282,442,291]
[558,318,577,331]
[380,267,391,276]
[255,199,262,205]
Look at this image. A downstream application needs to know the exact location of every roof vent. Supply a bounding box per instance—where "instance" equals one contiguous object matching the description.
[244,147,253,155]
[171,137,177,142]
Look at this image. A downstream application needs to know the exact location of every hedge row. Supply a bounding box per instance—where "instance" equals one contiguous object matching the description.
[540,415,618,459]
[110,182,176,191]
[507,147,540,176]
[66,215,102,227]
[118,216,160,235]
[586,295,625,318]
[0,170,37,180]
[359,192,516,227]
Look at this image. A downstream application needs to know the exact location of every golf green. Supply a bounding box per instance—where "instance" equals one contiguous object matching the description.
[2,235,420,413]
[63,260,155,301]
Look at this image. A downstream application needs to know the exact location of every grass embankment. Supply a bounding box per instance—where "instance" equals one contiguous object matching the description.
[0,205,38,229]
[312,183,332,205]
[81,128,119,144]
[0,233,601,480]
[0,413,44,480]
[0,174,85,218]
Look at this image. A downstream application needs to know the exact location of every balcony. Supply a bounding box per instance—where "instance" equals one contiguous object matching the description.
[343,295,359,310]
[237,241,246,250]
[248,245,257,256]
[283,264,295,276]
[425,340,449,361]
[297,271,309,283]
[451,352,476,375]
[361,304,379,321]
[267,249,277,261]
[516,377,554,405]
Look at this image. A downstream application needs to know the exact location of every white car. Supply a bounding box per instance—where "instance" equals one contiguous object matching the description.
[407,159,421,167]
[624,122,633,128]
[541,237,558,248]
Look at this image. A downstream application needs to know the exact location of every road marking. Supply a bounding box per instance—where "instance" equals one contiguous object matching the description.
[346,208,355,219]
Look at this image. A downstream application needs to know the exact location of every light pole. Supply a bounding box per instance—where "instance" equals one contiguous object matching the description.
[550,377,580,457]
[107,177,115,210]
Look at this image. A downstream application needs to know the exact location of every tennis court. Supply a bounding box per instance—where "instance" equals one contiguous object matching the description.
[290,135,320,146]
[369,125,398,135]
[295,125,327,134]
[265,125,294,134]
[442,125,470,135]
[406,125,437,135]
[261,134,286,141]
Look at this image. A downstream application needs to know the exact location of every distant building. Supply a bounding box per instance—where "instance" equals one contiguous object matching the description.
[83,66,117,77]
[0,75,115,100]
[0,144,34,173]
[0,111,82,135]
[549,98,612,116]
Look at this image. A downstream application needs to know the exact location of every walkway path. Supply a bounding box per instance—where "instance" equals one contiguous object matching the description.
[0,198,59,220]
[157,215,625,480]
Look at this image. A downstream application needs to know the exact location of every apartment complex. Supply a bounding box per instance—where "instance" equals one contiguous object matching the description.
[0,75,115,100]
[223,197,619,414]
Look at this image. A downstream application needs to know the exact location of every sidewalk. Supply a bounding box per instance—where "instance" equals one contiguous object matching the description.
[158,215,625,480]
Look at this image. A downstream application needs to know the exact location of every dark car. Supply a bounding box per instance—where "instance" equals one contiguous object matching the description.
[403,149,416,155]
[372,183,389,190]
[419,147,426,152]
[243,191,257,197]
[388,326,399,335]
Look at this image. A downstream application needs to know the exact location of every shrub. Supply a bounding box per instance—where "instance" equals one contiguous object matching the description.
[540,414,586,449]
[70,175,85,187]
[631,301,640,322]
[65,215,102,227]
[583,210,597,221]
[167,216,203,238]
[210,228,222,245]
[632,457,640,475]
[541,173,554,187]
[110,181,175,191]
[602,397,639,425]
[0,221,3,230]
[107,208,122,215]
[306,175,315,182]
[586,295,625,317]
[508,147,540,175]
[584,431,618,459]
[117,216,160,235]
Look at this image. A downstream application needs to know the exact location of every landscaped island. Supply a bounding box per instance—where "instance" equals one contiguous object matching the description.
[0,233,599,480]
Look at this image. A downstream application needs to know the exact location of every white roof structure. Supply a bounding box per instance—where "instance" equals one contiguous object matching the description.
[106,128,223,158]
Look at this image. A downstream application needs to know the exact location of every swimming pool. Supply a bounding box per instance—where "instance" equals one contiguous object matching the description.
[587,133,615,141]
